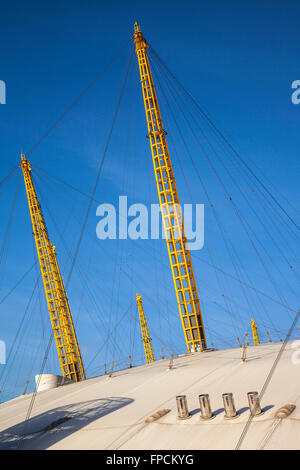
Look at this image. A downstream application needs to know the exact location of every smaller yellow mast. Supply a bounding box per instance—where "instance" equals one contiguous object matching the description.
[136,293,155,364]
[251,318,260,346]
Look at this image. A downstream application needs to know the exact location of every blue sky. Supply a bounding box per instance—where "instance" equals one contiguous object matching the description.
[0,0,299,401]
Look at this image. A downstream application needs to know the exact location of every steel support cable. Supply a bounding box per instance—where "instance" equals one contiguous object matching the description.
[17,331,54,448]
[147,145,165,342]
[125,69,140,359]
[149,57,248,339]
[128,89,139,359]
[65,45,134,290]
[152,70,300,260]
[182,103,300,301]
[32,53,135,357]
[159,68,299,286]
[78,257,149,357]
[146,65,226,340]
[105,250,291,346]
[1,265,44,397]
[112,256,132,362]
[149,53,294,320]
[0,280,39,399]
[105,219,121,364]
[153,73,247,339]
[212,288,281,338]
[42,178,298,336]
[150,55,256,336]
[67,96,120,323]
[240,226,299,304]
[85,300,135,372]
[150,48,300,245]
[207,132,300,249]
[148,54,280,330]
[149,46,300,236]
[88,324,241,374]
[120,256,283,343]
[162,54,300,368]
[17,47,135,448]
[87,351,148,378]
[35,173,300,330]
[110,76,135,364]
[0,263,36,306]
[207,295,289,338]
[74,244,95,326]
[145,134,172,348]
[154,231,165,344]
[150,67,294,340]
[31,230,46,348]
[249,187,300,269]
[235,308,300,450]
[203,327,237,349]
[0,165,18,185]
[7,284,43,393]
[88,260,183,358]
[22,332,47,397]
[42,218,134,364]
[33,167,96,278]
[189,281,284,337]
[0,173,20,265]
[209,134,300,251]
[211,132,299,220]
[26,39,132,157]
[119,263,189,347]
[185,110,300,267]
[105,212,120,362]
[0,175,21,294]
[92,256,177,335]
[131,304,139,361]
[219,146,300,270]
[150,48,298,235]
[33,171,149,359]
[34,158,268,311]
[31,164,298,313]
[0,165,19,193]
[125,308,182,358]
[32,175,125,357]
[206,301,290,341]
[194,254,297,313]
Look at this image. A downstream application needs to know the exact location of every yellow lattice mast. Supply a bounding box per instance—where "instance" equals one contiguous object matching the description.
[134,23,207,352]
[136,293,155,363]
[251,318,260,346]
[20,155,85,382]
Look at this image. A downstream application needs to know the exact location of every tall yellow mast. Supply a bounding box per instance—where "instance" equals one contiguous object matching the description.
[134,23,207,352]
[20,155,85,382]
[251,318,260,346]
[136,293,155,363]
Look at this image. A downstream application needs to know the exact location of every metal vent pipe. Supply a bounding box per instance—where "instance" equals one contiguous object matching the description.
[176,395,190,419]
[199,394,214,420]
[222,393,238,419]
[247,392,262,416]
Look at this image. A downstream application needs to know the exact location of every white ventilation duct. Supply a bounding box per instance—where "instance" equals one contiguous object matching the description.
[35,374,73,392]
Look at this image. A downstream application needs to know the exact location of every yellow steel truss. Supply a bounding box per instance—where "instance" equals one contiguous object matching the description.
[136,293,155,363]
[251,318,260,346]
[134,23,207,352]
[20,155,85,382]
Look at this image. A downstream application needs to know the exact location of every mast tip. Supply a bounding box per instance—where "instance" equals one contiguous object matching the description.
[134,22,141,33]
